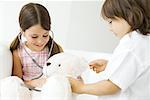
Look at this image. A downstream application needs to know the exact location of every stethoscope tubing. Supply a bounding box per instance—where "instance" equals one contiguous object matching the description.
[18,31,54,80]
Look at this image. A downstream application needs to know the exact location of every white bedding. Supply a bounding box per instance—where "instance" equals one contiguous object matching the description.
[0,45,111,100]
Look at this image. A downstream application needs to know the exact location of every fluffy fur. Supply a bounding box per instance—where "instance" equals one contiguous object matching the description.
[41,53,89,100]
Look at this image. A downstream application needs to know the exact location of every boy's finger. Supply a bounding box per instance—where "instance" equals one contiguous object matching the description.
[89,60,98,65]
[89,62,94,66]
[93,67,97,71]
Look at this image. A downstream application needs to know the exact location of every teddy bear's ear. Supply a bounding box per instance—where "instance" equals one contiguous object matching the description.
[46,62,51,66]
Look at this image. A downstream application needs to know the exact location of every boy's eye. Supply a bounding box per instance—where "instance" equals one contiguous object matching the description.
[108,21,112,24]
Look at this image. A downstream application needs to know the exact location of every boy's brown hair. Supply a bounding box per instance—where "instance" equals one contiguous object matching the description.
[101,0,150,35]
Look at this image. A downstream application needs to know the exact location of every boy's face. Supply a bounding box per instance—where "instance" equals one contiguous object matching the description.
[23,24,50,51]
[107,17,131,38]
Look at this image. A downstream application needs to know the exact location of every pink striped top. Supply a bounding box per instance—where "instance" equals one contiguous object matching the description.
[18,44,49,81]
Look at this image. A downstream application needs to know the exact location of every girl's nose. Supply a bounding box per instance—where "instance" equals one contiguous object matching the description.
[37,39,44,44]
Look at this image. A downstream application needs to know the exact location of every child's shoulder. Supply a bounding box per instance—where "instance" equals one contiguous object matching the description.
[12,49,19,57]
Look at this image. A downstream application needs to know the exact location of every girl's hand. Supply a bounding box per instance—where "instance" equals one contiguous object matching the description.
[68,77,84,94]
[25,77,47,88]
[33,78,47,87]
[89,59,108,73]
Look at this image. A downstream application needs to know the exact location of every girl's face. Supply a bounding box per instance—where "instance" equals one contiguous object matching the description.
[107,17,131,38]
[23,24,49,51]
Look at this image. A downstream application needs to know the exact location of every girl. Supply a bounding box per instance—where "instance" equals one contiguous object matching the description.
[10,2,63,88]
[69,0,150,99]
[1,2,63,99]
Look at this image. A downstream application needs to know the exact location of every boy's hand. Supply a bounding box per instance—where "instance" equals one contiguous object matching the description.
[89,59,108,73]
[68,77,84,94]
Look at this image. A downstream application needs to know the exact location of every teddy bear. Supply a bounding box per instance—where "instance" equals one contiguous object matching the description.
[40,52,89,100]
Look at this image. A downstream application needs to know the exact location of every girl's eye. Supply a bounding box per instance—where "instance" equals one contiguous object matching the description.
[32,36,38,38]
[43,35,48,37]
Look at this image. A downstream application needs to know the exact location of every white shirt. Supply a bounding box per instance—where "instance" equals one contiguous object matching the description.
[99,31,150,100]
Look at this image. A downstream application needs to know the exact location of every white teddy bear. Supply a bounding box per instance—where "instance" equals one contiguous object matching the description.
[41,52,89,100]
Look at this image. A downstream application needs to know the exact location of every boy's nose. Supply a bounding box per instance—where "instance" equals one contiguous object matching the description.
[109,28,112,32]
[108,26,113,32]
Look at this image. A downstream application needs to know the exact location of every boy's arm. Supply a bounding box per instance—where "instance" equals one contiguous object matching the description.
[69,78,120,96]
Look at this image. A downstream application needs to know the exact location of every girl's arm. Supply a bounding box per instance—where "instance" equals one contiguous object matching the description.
[12,49,46,88]
[69,78,120,96]
[12,49,23,79]
[24,78,47,88]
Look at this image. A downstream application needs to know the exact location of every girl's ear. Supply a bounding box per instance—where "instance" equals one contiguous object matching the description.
[20,28,25,36]
[20,28,27,42]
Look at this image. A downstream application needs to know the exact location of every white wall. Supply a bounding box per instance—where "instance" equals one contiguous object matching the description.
[66,1,119,53]
[0,0,119,53]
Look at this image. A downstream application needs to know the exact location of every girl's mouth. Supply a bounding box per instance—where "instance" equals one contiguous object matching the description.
[35,44,44,47]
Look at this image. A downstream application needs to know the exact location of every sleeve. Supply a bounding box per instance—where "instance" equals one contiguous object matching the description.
[104,51,144,91]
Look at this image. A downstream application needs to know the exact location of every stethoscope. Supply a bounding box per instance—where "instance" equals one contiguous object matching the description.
[18,31,54,91]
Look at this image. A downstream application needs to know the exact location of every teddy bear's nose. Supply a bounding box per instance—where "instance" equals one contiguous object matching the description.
[46,62,51,66]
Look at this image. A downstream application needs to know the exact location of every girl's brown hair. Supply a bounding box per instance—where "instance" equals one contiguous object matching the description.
[10,3,62,56]
[101,0,150,35]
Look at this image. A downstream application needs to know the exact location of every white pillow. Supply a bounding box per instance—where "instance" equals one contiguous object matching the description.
[0,44,12,79]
